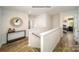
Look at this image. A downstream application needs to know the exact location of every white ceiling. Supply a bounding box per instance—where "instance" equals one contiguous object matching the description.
[1,6,77,15]
[48,6,77,15]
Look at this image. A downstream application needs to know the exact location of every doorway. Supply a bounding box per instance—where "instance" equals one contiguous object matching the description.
[67,17,74,32]
[63,16,74,33]
[62,16,76,51]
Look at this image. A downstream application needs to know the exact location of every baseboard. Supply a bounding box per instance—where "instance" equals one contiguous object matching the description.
[28,44,31,47]
[0,45,1,48]
[0,43,2,48]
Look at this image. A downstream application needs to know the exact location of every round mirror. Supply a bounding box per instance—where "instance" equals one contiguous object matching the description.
[10,17,23,27]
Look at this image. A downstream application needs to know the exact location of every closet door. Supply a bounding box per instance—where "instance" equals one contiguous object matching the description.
[77,8,79,42]
[0,8,2,47]
[0,20,1,47]
[74,7,79,42]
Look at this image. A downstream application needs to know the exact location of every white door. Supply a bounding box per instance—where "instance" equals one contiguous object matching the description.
[77,8,79,42]
[0,20,1,45]
[74,7,79,42]
[0,8,2,47]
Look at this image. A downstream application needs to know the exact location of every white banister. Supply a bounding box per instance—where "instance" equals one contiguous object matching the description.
[40,28,62,52]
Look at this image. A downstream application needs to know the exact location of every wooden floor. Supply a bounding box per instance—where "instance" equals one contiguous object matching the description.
[0,38,40,52]
[0,32,78,52]
[54,32,78,52]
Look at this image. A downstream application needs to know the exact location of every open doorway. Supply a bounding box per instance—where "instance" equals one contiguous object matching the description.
[67,17,74,32]
[63,16,74,33]
[61,16,76,51]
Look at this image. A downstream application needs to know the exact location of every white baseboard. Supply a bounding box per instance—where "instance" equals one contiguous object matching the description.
[0,42,6,48]
[28,44,31,47]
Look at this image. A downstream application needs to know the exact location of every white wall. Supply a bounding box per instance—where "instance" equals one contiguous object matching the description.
[29,15,36,28]
[46,14,52,28]
[51,10,76,29]
[1,9,28,44]
[51,14,60,28]
[31,14,52,29]
[0,8,2,47]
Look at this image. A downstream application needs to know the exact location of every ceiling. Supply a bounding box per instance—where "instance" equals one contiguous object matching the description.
[1,6,77,15]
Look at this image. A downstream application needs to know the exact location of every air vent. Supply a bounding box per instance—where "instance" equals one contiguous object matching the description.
[32,6,51,8]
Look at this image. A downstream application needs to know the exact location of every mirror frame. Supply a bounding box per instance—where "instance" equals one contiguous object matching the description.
[10,17,23,27]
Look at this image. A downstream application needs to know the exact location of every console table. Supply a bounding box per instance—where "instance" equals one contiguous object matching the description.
[6,30,26,43]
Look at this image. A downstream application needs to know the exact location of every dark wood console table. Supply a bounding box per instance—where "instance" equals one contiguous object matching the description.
[7,30,26,43]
